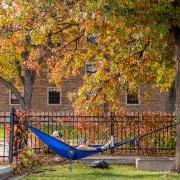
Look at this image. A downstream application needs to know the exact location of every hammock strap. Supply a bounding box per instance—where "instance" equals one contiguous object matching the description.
[138,124,175,140]
[112,123,176,150]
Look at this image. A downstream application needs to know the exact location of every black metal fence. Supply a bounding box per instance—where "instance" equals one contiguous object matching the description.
[0,112,10,162]
[0,111,176,163]
[20,112,176,156]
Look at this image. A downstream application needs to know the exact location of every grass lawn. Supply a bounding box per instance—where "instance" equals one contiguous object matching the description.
[23,163,180,180]
[0,126,4,140]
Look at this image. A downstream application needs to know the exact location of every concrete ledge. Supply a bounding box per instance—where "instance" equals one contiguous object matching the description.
[0,165,13,180]
[81,156,137,165]
[136,158,175,172]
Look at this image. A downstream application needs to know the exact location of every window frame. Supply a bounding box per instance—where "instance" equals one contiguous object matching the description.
[87,34,97,44]
[9,90,24,106]
[47,87,62,106]
[85,62,97,75]
[126,88,140,106]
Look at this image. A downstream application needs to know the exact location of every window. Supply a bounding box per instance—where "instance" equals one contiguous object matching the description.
[9,90,23,105]
[48,87,61,105]
[85,63,96,75]
[87,34,97,44]
[126,93,139,105]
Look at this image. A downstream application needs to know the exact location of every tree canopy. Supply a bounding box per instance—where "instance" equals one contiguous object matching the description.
[0,0,85,109]
[65,0,178,113]
[1,0,178,112]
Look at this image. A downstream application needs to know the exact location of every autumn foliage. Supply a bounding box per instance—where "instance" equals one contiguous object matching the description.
[11,111,175,157]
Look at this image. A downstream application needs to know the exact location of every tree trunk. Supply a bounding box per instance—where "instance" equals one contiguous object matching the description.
[175,27,180,172]
[23,69,36,111]
[0,75,25,109]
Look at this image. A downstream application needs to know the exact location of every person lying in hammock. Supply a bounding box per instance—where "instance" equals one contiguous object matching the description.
[52,131,63,139]
[76,136,115,151]
[52,131,115,151]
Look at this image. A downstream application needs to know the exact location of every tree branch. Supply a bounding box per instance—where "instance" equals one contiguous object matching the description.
[89,73,122,101]
[137,41,150,61]
[0,75,25,109]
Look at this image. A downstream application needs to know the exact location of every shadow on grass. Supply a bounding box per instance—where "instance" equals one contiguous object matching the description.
[28,172,179,180]
[25,164,180,180]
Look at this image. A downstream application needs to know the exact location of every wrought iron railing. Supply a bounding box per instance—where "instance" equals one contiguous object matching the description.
[0,110,176,163]
[18,112,176,156]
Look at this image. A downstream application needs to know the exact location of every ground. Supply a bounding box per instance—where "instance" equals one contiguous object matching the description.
[22,163,180,180]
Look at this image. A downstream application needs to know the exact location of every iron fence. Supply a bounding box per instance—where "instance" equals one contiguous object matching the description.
[0,112,10,162]
[0,111,176,164]
[20,112,176,156]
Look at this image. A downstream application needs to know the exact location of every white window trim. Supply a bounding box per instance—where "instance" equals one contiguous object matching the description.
[126,88,140,106]
[47,87,62,106]
[9,90,23,106]
[85,62,96,74]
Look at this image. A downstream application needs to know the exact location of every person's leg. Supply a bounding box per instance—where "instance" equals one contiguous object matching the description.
[100,136,114,151]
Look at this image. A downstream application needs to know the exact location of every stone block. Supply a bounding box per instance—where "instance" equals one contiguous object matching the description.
[0,165,13,180]
[136,158,174,172]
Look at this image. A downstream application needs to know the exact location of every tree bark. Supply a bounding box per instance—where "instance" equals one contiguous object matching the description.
[0,75,25,109]
[175,27,180,172]
[23,69,36,111]
[0,68,36,111]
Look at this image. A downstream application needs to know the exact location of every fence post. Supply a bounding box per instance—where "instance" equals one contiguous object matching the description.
[110,112,115,154]
[8,107,15,163]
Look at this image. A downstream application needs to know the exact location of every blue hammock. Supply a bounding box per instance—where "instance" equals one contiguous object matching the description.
[28,126,138,160]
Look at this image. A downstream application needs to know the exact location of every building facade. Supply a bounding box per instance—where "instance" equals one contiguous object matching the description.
[0,63,175,112]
